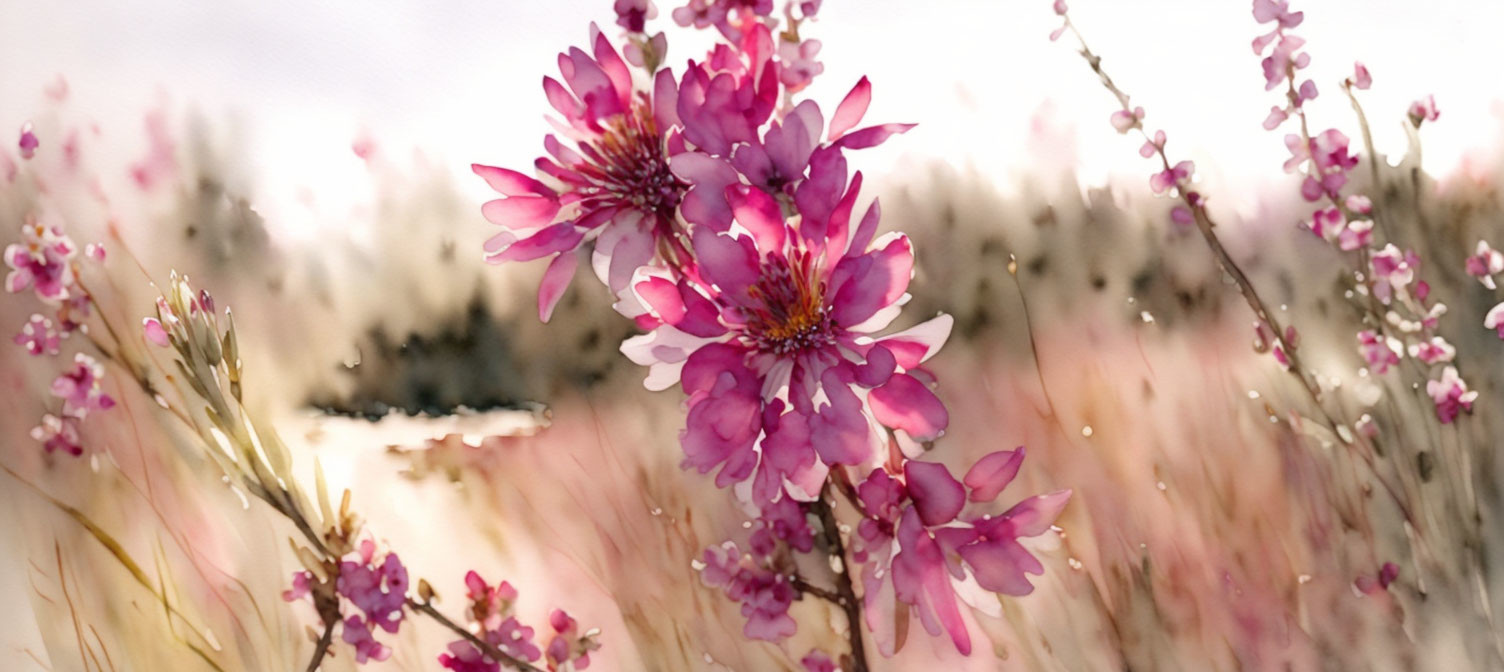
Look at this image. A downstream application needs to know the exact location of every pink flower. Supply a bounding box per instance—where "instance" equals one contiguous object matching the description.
[1170,205,1194,229]
[18,122,39,160]
[1465,240,1503,289]
[1259,33,1308,91]
[614,0,657,33]
[1309,206,1343,241]
[624,168,950,504]
[1345,194,1372,214]
[854,450,1070,655]
[777,38,824,93]
[1140,129,1165,158]
[1110,106,1144,134]
[1252,0,1303,28]
[1484,302,1504,339]
[1336,219,1372,252]
[1262,105,1288,130]
[1310,129,1358,174]
[475,28,685,320]
[1369,244,1419,304]
[1354,562,1400,595]
[51,353,115,418]
[1408,95,1440,126]
[336,539,407,634]
[801,650,838,672]
[1408,336,1455,365]
[142,317,171,347]
[14,314,60,356]
[1297,79,1318,103]
[750,495,815,556]
[544,609,599,670]
[1425,366,1476,424]
[281,571,312,602]
[31,413,82,456]
[1356,330,1400,374]
[440,571,548,670]
[671,0,773,41]
[342,615,392,664]
[1149,160,1194,194]
[5,218,79,303]
[438,639,500,672]
[1351,61,1372,90]
[698,541,798,641]
[1053,0,1068,15]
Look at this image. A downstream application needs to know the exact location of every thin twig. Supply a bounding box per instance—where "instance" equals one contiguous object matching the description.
[812,485,869,672]
[406,598,546,672]
[304,619,336,672]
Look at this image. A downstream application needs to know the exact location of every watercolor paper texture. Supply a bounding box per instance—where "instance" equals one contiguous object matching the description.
[2,1,1503,670]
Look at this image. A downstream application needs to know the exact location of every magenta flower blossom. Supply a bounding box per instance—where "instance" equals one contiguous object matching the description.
[51,353,115,418]
[475,28,686,320]
[544,608,599,670]
[801,650,838,672]
[777,38,824,93]
[852,449,1070,655]
[1426,366,1476,424]
[31,413,83,456]
[698,540,798,641]
[342,615,393,664]
[1465,240,1503,289]
[14,314,60,356]
[624,168,951,504]
[1369,244,1419,304]
[672,0,773,41]
[336,539,408,635]
[5,218,79,303]
[18,122,38,160]
[1336,219,1372,252]
[438,571,554,671]
[1149,160,1194,194]
[1408,95,1440,126]
[750,494,815,556]
[1408,336,1455,365]
[1356,330,1401,374]
[614,0,657,32]
[1351,61,1372,90]
[1110,106,1144,133]
[1252,0,1303,28]
[1484,302,1504,339]
[1261,105,1288,130]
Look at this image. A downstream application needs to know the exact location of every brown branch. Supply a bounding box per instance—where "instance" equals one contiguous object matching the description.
[304,618,336,672]
[812,486,869,672]
[791,574,845,605]
[406,598,546,672]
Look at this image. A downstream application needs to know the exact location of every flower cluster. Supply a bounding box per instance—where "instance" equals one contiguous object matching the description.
[1253,0,1469,424]
[480,2,1068,664]
[438,571,600,672]
[284,538,410,664]
[851,450,1069,655]
[5,215,115,456]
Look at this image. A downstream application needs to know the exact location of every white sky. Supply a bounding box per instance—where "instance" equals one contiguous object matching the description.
[1,0,1501,240]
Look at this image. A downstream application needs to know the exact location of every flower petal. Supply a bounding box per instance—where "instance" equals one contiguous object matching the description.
[537,251,579,322]
[868,373,948,441]
[828,76,872,142]
[963,447,1024,503]
[904,460,965,526]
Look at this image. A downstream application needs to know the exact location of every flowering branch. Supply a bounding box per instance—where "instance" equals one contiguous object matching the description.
[1051,4,1420,529]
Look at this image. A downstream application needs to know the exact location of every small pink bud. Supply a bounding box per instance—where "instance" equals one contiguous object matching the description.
[142,317,170,347]
[18,123,39,160]
[1352,62,1372,90]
